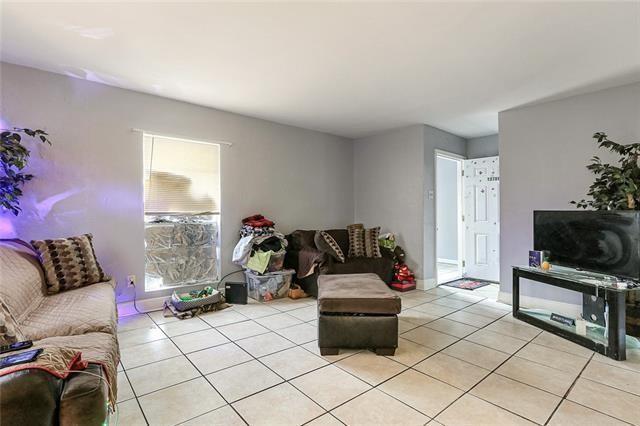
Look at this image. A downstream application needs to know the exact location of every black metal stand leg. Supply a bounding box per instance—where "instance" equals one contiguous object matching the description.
[512,269,520,317]
[607,291,626,361]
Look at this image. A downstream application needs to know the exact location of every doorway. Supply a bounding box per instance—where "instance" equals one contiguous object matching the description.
[435,151,464,284]
[435,153,500,284]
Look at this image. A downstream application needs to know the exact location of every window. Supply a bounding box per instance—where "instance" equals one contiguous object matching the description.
[142,134,220,291]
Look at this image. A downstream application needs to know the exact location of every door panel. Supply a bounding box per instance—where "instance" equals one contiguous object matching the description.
[474,186,488,222]
[464,156,499,281]
[475,234,488,265]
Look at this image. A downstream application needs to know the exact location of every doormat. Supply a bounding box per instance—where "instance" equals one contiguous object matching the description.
[442,279,492,291]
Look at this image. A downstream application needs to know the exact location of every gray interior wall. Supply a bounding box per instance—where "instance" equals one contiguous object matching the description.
[353,125,425,277]
[436,157,458,262]
[0,62,354,301]
[423,126,467,284]
[499,82,640,303]
[467,134,499,159]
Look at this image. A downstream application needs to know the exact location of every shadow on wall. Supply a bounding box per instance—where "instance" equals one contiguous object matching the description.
[144,171,215,213]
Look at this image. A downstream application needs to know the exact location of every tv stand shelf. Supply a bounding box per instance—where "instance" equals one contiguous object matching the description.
[512,266,639,361]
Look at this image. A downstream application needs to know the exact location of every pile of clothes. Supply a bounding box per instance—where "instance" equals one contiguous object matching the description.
[240,214,276,238]
[233,214,287,274]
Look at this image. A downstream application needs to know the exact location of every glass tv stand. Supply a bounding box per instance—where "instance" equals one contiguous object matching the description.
[512,266,640,360]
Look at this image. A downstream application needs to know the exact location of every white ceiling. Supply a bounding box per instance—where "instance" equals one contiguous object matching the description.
[1,2,639,139]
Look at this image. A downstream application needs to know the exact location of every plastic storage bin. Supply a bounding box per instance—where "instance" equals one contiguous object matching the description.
[245,269,294,302]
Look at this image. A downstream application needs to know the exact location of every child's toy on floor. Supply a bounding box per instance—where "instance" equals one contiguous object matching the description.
[391,262,416,292]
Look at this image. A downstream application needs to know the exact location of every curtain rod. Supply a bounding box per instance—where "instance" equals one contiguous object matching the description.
[131,128,233,147]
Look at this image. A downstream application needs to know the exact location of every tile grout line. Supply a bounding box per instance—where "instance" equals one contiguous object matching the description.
[118,293,457,424]
[426,334,545,425]
[122,290,459,423]
[321,291,502,421]
[119,287,632,426]
[543,351,595,426]
[143,307,252,425]
[399,302,544,423]
[145,299,358,424]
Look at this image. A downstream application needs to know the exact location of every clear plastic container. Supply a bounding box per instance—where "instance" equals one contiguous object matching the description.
[244,269,294,302]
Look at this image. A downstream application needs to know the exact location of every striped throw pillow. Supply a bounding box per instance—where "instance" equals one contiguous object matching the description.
[347,224,365,258]
[315,231,345,263]
[364,226,382,258]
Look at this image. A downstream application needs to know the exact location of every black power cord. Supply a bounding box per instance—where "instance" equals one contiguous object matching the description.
[216,269,245,291]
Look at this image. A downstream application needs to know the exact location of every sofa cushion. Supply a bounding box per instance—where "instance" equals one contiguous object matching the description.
[318,273,401,315]
[314,231,345,263]
[347,224,365,257]
[30,234,109,294]
[0,244,46,323]
[20,281,117,341]
[330,256,395,283]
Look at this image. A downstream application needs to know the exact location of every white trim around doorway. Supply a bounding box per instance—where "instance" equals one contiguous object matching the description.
[434,149,466,285]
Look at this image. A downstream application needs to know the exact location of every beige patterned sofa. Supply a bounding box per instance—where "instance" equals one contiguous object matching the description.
[0,242,119,425]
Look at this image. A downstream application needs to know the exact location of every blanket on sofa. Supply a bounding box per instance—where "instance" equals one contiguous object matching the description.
[30,333,119,408]
[298,247,325,278]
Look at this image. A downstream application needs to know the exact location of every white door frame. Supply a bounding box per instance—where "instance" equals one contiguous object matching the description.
[434,149,465,284]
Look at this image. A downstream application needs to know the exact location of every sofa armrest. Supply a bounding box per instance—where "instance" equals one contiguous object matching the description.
[0,369,60,425]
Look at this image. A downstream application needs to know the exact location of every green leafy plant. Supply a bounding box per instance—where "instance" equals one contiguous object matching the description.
[571,132,640,210]
[1,128,52,215]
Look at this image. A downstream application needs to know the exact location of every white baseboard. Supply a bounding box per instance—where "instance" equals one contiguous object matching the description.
[118,295,168,316]
[437,258,458,265]
[498,291,581,317]
[417,278,437,290]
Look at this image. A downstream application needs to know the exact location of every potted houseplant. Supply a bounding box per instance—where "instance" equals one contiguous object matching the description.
[571,132,640,210]
[1,128,52,215]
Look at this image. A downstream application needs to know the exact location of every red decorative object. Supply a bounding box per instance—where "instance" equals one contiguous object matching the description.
[390,262,416,292]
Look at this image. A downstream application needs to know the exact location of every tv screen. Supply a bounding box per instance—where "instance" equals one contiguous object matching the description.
[534,210,640,281]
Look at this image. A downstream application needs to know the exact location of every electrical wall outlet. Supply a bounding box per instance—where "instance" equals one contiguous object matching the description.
[127,275,136,288]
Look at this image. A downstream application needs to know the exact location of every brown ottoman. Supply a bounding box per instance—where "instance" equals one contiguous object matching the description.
[317,273,401,355]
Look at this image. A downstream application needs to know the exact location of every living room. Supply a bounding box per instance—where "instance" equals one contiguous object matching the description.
[1,2,639,425]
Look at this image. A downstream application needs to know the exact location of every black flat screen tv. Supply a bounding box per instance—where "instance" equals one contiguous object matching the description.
[533,210,640,281]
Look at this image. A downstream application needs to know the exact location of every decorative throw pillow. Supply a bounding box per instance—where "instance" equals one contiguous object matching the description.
[364,226,382,258]
[31,234,109,294]
[347,224,365,258]
[0,301,23,345]
[314,231,345,263]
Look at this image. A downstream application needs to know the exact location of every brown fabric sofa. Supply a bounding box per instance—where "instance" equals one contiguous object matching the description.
[284,229,395,297]
[0,242,119,425]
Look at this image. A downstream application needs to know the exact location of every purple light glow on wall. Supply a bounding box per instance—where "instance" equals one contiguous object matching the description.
[0,216,17,238]
[0,118,15,236]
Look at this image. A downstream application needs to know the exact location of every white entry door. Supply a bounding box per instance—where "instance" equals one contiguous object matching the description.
[463,156,499,281]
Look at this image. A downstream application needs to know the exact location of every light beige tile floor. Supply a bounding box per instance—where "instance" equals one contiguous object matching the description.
[114,284,639,425]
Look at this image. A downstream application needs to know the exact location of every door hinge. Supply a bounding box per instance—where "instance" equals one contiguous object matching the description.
[462,260,466,267]
[462,215,465,222]
[461,170,465,177]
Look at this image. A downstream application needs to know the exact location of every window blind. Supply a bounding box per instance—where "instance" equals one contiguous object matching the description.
[143,135,220,214]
